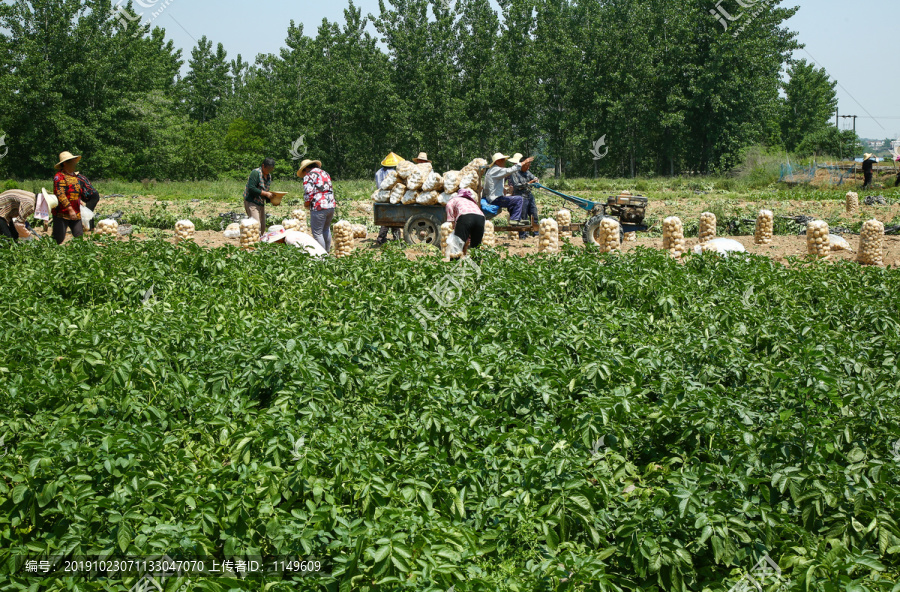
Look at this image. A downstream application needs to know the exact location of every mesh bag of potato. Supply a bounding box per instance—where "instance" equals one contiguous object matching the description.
[623,232,637,243]
[174,219,195,243]
[290,209,309,233]
[806,220,830,258]
[96,219,119,238]
[332,220,354,258]
[845,191,859,215]
[699,212,716,244]
[662,216,687,256]
[380,170,399,190]
[754,210,774,245]
[239,218,260,250]
[390,184,406,204]
[282,218,300,232]
[597,218,621,253]
[352,224,367,239]
[443,171,461,193]
[539,218,559,253]
[395,160,415,179]
[440,222,453,257]
[438,192,454,205]
[482,220,496,247]
[421,172,444,192]
[857,219,884,266]
[555,209,572,228]
[402,190,418,205]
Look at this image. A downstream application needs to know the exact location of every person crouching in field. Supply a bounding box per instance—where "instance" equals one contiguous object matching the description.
[445,188,485,259]
[0,189,37,243]
[297,159,336,253]
[52,151,86,244]
[244,157,276,237]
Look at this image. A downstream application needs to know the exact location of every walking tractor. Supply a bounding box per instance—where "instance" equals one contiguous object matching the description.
[373,184,649,247]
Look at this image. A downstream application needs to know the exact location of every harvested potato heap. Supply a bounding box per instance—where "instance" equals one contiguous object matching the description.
[539,218,559,253]
[174,219,195,243]
[239,218,260,250]
[406,163,433,191]
[422,172,444,193]
[458,158,488,193]
[555,209,572,228]
[379,170,399,190]
[440,222,453,256]
[699,212,716,244]
[352,224,367,239]
[662,216,687,257]
[223,222,240,238]
[845,191,859,215]
[371,189,391,203]
[857,219,885,266]
[282,218,300,231]
[290,209,309,233]
[597,218,621,253]
[806,220,830,258]
[395,159,416,180]
[402,189,418,205]
[754,209,774,245]
[482,220,496,247]
[332,220,354,258]
[96,219,119,238]
[624,232,637,243]
[443,171,461,193]
[416,191,440,205]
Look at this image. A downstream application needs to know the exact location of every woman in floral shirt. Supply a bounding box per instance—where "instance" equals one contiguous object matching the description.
[52,151,85,244]
[297,159,336,252]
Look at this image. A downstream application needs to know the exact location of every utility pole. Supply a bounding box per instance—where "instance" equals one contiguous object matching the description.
[839,114,858,134]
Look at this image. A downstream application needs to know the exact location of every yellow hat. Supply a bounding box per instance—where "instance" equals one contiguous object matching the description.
[413,152,430,163]
[55,151,81,171]
[381,152,402,167]
[296,159,322,177]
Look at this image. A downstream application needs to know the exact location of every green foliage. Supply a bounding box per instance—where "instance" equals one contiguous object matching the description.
[1,242,899,590]
[796,128,863,159]
[781,60,839,152]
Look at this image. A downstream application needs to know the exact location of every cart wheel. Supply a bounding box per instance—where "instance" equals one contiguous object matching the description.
[404,213,441,247]
[582,215,624,246]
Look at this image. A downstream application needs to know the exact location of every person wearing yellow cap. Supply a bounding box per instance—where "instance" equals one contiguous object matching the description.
[375,152,402,245]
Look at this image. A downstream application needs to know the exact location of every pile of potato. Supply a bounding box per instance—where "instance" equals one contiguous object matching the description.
[597,218,621,253]
[282,218,300,232]
[440,222,453,256]
[332,220,354,258]
[482,220,496,247]
[375,158,486,206]
[223,222,240,239]
[96,219,119,238]
[624,232,637,243]
[555,209,572,228]
[443,171,461,193]
[845,191,859,215]
[239,218,260,250]
[699,212,716,244]
[290,209,309,233]
[806,220,830,258]
[174,219,195,243]
[857,219,884,266]
[662,216,687,257]
[754,210,774,245]
[352,224,367,239]
[539,218,559,253]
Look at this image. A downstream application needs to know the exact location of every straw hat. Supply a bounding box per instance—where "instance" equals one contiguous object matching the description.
[381,152,403,167]
[55,151,81,171]
[41,187,58,210]
[507,153,524,165]
[413,152,430,163]
[490,152,510,165]
[269,191,287,206]
[296,159,322,177]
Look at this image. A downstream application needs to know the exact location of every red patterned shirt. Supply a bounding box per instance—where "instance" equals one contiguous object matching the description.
[53,172,82,220]
[302,168,336,211]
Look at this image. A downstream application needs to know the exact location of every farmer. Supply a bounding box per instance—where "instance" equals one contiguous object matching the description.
[0,189,37,242]
[481,152,533,227]
[375,152,402,245]
[297,158,336,253]
[895,153,900,187]
[862,153,876,189]
[507,153,540,238]
[51,151,86,244]
[413,152,431,164]
[244,157,276,236]
[445,188,485,258]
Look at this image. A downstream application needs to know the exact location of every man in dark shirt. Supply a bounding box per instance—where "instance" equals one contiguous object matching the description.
[861,153,875,189]
[508,153,540,238]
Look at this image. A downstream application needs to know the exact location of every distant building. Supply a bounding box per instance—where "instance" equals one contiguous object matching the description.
[867,140,885,148]
[893,139,900,153]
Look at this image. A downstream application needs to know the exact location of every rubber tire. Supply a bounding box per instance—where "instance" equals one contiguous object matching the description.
[404,213,441,247]
[582,215,624,246]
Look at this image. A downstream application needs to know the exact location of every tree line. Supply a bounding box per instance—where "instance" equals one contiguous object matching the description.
[0,0,849,181]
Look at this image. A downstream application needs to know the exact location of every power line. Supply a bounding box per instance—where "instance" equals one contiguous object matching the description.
[801,48,886,131]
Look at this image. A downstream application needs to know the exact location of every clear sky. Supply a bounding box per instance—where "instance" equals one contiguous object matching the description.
[145,0,900,140]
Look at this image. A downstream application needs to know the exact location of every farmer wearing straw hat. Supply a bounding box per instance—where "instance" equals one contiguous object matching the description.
[482,152,533,227]
[244,157,276,237]
[507,153,541,238]
[51,151,86,244]
[297,158,336,252]
[412,152,431,164]
[862,153,876,189]
[0,189,37,242]
[375,152,402,245]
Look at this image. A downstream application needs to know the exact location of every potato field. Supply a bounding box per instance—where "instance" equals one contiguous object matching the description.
[1,238,900,591]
